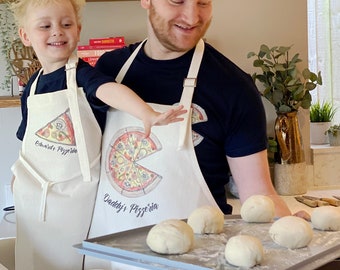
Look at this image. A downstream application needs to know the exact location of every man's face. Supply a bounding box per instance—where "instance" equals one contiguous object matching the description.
[146,0,212,53]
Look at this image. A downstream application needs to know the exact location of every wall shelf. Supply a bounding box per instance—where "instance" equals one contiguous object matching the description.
[0,96,20,108]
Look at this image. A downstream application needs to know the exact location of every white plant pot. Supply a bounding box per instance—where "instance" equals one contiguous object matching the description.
[274,162,307,195]
[310,122,331,145]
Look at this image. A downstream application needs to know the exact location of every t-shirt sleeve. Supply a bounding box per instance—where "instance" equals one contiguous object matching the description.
[76,59,114,110]
[224,74,268,158]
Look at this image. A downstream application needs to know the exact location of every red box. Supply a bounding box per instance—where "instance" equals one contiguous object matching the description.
[89,36,125,46]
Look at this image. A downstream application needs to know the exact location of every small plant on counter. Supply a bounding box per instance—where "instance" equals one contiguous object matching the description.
[310,101,337,122]
[326,124,340,146]
[326,124,340,137]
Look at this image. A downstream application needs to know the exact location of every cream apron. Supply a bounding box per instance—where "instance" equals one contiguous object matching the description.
[12,55,101,270]
[86,40,218,269]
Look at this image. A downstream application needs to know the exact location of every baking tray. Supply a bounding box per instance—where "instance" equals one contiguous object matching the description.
[75,215,340,269]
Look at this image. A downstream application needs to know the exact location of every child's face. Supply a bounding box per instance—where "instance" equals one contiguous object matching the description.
[19,0,81,72]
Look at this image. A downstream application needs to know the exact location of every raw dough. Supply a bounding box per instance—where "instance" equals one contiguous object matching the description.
[224,235,264,268]
[146,219,194,254]
[269,216,313,249]
[240,195,275,223]
[311,206,340,231]
[187,205,224,234]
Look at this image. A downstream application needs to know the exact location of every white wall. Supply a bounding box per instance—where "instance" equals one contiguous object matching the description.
[0,107,21,211]
[0,0,309,211]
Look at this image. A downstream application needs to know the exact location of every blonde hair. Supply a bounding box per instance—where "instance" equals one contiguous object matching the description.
[10,0,86,27]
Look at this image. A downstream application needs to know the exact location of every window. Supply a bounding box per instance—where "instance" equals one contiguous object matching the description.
[308,0,340,123]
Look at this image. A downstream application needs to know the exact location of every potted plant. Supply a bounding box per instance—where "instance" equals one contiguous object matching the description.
[310,101,337,144]
[0,2,17,94]
[248,44,322,195]
[326,124,340,146]
[247,44,322,114]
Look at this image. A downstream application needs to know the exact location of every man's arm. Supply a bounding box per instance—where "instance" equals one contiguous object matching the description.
[227,150,291,217]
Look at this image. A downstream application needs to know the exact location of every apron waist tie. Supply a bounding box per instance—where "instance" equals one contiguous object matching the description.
[18,152,100,221]
[39,181,55,222]
[19,153,56,221]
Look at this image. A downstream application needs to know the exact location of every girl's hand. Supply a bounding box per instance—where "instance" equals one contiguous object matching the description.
[143,105,187,137]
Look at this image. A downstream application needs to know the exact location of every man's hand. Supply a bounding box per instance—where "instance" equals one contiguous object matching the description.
[293,210,311,221]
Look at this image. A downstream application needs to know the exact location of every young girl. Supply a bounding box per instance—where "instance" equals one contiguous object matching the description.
[10,0,185,269]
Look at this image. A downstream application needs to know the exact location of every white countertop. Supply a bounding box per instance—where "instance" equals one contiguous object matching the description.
[228,188,340,216]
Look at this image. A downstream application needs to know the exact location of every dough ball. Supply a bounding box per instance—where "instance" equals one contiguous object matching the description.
[187,205,224,234]
[269,216,313,249]
[240,195,275,223]
[146,219,194,254]
[225,235,264,268]
[311,206,340,231]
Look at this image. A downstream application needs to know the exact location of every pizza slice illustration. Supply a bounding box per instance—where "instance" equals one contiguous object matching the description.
[191,103,208,124]
[106,127,162,197]
[36,109,75,145]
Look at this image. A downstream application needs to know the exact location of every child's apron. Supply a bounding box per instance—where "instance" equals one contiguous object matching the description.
[12,55,101,270]
[86,40,218,269]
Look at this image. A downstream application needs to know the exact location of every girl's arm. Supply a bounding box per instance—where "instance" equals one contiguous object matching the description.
[96,82,186,136]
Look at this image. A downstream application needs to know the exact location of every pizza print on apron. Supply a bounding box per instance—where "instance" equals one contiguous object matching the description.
[105,127,163,197]
[191,103,208,146]
[35,108,75,146]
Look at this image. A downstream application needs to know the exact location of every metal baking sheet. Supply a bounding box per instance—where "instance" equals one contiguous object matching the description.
[75,215,340,269]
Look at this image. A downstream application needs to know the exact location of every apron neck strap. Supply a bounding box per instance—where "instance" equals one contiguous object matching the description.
[115,39,205,150]
[116,39,147,84]
[29,69,43,96]
[177,39,204,149]
[65,54,92,182]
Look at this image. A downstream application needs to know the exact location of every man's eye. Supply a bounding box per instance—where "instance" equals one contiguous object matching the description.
[63,23,72,27]
[198,1,211,6]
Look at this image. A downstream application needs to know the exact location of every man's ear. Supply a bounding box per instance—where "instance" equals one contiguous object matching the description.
[141,0,151,9]
[19,28,31,47]
[77,24,82,42]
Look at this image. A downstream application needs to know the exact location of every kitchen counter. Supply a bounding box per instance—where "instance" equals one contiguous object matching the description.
[1,189,340,239]
[228,188,340,216]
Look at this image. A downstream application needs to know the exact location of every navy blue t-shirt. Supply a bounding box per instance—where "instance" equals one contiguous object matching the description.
[95,42,268,214]
[16,58,111,140]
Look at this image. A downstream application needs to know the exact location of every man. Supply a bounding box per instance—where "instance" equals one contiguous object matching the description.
[94,0,291,217]
[86,1,311,268]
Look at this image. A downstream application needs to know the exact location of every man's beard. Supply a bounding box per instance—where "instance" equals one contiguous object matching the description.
[148,2,211,53]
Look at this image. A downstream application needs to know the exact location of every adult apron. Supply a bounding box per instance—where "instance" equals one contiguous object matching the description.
[86,40,218,269]
[12,55,101,270]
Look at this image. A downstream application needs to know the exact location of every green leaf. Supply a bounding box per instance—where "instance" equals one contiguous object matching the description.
[247,52,256,58]
[253,59,263,67]
[278,104,292,113]
[305,82,317,91]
